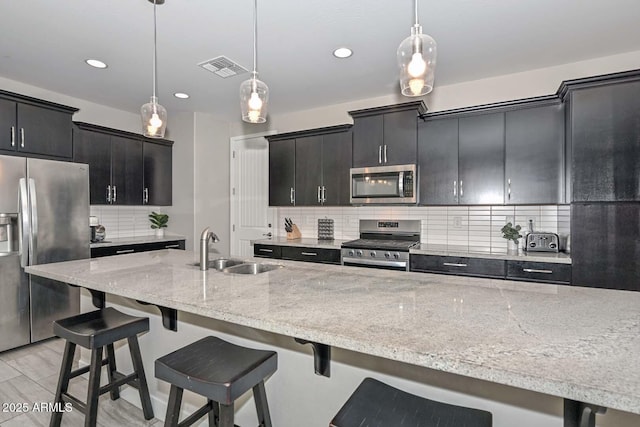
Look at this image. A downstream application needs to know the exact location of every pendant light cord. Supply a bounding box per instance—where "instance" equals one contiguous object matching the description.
[153,0,158,99]
[253,0,258,74]
[414,0,419,26]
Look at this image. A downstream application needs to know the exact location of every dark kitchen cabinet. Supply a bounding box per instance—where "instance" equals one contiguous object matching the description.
[73,127,111,204]
[143,140,173,206]
[410,254,505,279]
[0,91,77,159]
[571,203,639,291]
[505,103,565,204]
[91,239,185,258]
[506,260,571,284]
[111,135,143,205]
[569,79,640,202]
[295,135,323,205]
[268,138,296,206]
[458,112,505,205]
[418,118,459,205]
[281,246,341,265]
[350,102,426,167]
[253,244,282,259]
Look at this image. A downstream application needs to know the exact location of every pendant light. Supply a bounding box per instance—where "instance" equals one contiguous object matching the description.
[397,0,437,97]
[240,0,269,123]
[141,0,167,138]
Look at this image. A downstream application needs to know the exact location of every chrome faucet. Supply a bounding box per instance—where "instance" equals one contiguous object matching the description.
[199,227,220,271]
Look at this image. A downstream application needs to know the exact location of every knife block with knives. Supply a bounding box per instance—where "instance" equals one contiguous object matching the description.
[284,217,301,240]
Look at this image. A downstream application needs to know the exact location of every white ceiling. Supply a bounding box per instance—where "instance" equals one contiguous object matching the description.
[2,0,640,121]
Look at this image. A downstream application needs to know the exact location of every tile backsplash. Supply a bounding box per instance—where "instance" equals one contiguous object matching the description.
[90,205,168,239]
[277,205,571,253]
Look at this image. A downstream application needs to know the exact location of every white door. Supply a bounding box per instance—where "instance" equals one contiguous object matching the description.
[230,132,276,257]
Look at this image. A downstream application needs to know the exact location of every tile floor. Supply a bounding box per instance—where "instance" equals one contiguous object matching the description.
[0,339,161,427]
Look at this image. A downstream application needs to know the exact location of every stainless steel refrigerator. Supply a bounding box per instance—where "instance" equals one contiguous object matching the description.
[0,155,89,352]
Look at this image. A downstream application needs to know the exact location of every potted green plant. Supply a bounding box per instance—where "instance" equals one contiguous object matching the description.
[149,211,169,237]
[501,222,522,253]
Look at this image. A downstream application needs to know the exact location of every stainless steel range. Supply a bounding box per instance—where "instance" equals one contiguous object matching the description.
[341,220,421,271]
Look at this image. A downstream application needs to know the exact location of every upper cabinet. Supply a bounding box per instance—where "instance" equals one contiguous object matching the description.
[0,90,77,159]
[567,76,640,202]
[418,118,458,205]
[73,122,172,206]
[349,101,426,168]
[267,125,352,207]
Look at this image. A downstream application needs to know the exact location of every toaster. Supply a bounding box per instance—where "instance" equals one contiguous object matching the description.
[524,232,559,252]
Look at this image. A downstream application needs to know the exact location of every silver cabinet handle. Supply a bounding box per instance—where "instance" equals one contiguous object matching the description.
[290,187,295,204]
[507,178,511,200]
[443,262,467,267]
[322,186,326,203]
[144,187,149,204]
[460,180,464,197]
[259,248,273,253]
[317,186,321,203]
[106,185,112,203]
[10,126,15,147]
[384,145,387,163]
[20,128,25,148]
[262,232,272,237]
[378,145,382,164]
[301,252,317,256]
[453,180,457,198]
[523,268,553,274]
[116,249,135,254]
[165,244,180,249]
[113,185,117,203]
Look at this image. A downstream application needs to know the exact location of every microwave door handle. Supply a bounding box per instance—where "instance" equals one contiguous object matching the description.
[398,171,404,195]
[18,178,30,268]
[28,178,38,265]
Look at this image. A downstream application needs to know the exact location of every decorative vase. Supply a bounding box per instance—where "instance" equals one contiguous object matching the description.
[507,240,518,254]
[155,228,165,238]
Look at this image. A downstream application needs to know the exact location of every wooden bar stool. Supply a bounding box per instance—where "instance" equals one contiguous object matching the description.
[331,377,492,427]
[155,336,277,427]
[50,307,154,427]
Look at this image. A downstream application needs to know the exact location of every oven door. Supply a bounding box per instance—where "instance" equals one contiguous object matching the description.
[342,256,409,272]
[350,164,416,204]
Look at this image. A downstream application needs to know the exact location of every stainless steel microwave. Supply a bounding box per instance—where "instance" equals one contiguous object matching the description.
[350,164,417,204]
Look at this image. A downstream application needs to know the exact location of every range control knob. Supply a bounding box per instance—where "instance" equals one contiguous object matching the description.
[393,252,400,260]
[356,250,363,257]
[370,251,377,258]
[384,252,391,259]
[529,242,537,248]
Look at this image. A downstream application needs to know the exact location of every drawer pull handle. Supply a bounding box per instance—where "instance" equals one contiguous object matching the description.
[301,252,317,256]
[523,268,553,274]
[443,262,467,267]
[116,249,135,254]
[259,248,273,253]
[165,244,180,249]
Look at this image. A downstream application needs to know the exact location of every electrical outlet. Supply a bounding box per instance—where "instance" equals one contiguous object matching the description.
[453,216,462,228]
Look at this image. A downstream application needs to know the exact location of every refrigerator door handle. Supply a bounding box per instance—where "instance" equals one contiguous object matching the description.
[18,178,30,268]
[28,178,38,266]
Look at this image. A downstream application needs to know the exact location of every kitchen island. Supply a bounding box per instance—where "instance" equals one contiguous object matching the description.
[25,250,640,427]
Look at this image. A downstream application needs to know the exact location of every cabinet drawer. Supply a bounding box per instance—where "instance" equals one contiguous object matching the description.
[91,240,185,258]
[281,246,340,264]
[506,261,571,284]
[253,244,282,259]
[410,255,505,278]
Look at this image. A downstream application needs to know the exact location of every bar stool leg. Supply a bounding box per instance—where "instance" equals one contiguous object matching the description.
[164,385,183,427]
[253,381,272,427]
[105,343,120,400]
[127,336,154,420]
[85,347,103,427]
[50,341,76,427]
[218,403,234,427]
[207,400,219,426]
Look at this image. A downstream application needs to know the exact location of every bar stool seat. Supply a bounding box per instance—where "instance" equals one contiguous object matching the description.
[50,307,154,427]
[331,377,492,427]
[156,336,277,427]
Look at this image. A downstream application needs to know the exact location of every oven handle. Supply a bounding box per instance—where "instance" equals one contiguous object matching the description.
[342,257,407,268]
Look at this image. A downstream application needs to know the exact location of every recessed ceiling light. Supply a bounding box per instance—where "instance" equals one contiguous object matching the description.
[333,47,353,59]
[85,59,108,69]
[174,92,190,99]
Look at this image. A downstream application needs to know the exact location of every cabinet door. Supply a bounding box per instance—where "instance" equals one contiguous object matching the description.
[269,139,296,206]
[458,113,505,205]
[571,203,639,291]
[383,110,418,165]
[281,246,341,264]
[143,141,172,206]
[110,135,143,205]
[0,99,17,152]
[410,254,505,278]
[418,118,458,205]
[571,81,640,202]
[73,128,112,205]
[322,131,352,205]
[505,104,564,204]
[16,103,73,158]
[352,115,383,167]
[506,261,571,284]
[295,135,323,205]
[253,244,282,259]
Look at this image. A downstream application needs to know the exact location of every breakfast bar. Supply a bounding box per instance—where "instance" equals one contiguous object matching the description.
[25,250,640,427]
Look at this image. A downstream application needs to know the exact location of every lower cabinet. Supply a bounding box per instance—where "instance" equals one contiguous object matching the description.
[253,244,340,265]
[253,244,282,259]
[506,261,571,284]
[91,240,185,258]
[410,255,505,279]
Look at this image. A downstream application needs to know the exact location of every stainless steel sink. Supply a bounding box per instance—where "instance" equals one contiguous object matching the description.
[191,258,245,271]
[222,262,283,275]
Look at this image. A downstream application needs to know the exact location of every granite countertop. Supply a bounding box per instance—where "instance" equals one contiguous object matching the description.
[90,234,187,249]
[252,237,347,249]
[26,250,639,415]
[411,244,572,264]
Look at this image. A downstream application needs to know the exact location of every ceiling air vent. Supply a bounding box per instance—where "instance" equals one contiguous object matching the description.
[198,56,248,78]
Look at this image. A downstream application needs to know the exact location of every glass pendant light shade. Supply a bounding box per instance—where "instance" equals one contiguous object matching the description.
[398,25,437,97]
[141,96,167,138]
[240,72,269,123]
